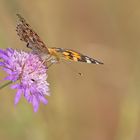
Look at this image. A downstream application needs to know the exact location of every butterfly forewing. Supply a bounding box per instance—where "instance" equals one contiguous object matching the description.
[48,48,104,64]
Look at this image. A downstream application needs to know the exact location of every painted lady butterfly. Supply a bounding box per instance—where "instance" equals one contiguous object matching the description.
[16,14,103,66]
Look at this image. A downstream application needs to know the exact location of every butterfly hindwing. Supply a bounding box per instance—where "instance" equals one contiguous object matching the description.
[16,14,49,54]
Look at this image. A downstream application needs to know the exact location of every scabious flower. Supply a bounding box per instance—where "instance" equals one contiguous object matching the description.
[0,48,49,112]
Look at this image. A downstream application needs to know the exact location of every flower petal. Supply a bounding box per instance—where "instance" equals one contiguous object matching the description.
[32,96,39,112]
[14,90,22,105]
[39,95,48,104]
[11,84,20,89]
[0,62,4,66]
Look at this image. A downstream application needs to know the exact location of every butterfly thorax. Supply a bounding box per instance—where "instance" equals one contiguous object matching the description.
[48,48,61,63]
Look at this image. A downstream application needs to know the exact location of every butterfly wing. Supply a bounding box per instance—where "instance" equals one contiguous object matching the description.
[16,14,50,55]
[48,48,103,64]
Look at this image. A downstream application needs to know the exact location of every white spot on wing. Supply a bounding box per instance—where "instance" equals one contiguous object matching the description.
[86,59,92,63]
[95,61,100,64]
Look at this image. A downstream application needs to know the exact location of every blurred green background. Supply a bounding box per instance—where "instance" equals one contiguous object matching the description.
[0,0,140,140]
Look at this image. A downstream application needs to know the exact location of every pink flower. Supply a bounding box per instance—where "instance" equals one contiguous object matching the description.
[0,48,49,112]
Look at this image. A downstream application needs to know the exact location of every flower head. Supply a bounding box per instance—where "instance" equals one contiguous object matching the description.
[0,48,49,112]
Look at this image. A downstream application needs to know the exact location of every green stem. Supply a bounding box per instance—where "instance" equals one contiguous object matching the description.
[0,81,12,90]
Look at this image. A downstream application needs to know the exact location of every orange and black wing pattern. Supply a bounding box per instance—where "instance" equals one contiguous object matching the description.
[49,48,104,64]
[16,14,49,54]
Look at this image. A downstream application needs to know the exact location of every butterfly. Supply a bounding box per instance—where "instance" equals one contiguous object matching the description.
[16,14,103,66]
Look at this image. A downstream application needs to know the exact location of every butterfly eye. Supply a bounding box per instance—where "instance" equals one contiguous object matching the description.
[27,43,30,48]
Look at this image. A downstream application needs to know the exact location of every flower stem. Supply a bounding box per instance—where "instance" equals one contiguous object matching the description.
[0,81,12,90]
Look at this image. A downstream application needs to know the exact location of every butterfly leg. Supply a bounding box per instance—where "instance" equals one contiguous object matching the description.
[45,56,60,69]
[47,63,54,68]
